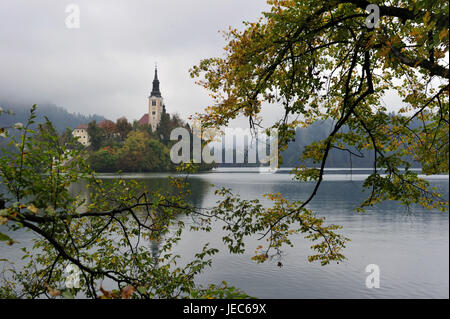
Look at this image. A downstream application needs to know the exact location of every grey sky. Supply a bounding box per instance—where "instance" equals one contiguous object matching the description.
[0,0,271,124]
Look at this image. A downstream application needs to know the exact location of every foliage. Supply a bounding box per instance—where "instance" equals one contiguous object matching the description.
[86,113,214,173]
[191,0,449,214]
[156,112,187,145]
[87,121,106,151]
[116,117,132,140]
[0,107,225,298]
[116,131,171,172]
[189,281,255,299]
[0,107,346,298]
[88,132,173,173]
[100,120,118,140]
[0,102,102,155]
[88,147,118,173]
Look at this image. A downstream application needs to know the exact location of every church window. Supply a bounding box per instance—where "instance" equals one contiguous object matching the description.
[152,111,156,115]
[152,100,156,106]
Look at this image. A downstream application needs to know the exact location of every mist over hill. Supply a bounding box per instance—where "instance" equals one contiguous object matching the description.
[0,101,105,132]
[0,101,421,169]
[218,118,421,169]
[280,120,376,168]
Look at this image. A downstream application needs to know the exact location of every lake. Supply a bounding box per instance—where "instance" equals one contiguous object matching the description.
[1,168,448,298]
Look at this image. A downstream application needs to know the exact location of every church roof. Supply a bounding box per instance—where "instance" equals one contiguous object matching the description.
[76,124,88,130]
[138,113,149,126]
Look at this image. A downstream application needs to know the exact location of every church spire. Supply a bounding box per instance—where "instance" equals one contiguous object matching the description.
[150,66,161,97]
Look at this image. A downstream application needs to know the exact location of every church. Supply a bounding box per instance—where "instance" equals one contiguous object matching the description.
[137,67,166,132]
[72,68,166,146]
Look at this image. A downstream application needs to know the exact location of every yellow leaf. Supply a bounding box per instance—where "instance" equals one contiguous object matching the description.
[48,287,60,297]
[121,285,135,299]
[439,28,448,41]
[27,204,38,214]
[424,12,431,24]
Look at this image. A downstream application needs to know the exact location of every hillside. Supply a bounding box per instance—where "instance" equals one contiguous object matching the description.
[0,101,105,133]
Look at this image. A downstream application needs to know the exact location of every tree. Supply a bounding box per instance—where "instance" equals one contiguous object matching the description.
[87,120,105,150]
[117,131,149,172]
[156,112,190,146]
[88,147,118,172]
[147,139,172,171]
[116,117,132,140]
[191,0,448,214]
[156,112,171,145]
[0,107,255,298]
[100,120,117,140]
[116,131,172,172]
[0,107,344,298]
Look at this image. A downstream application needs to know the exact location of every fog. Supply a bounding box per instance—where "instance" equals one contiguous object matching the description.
[0,0,271,125]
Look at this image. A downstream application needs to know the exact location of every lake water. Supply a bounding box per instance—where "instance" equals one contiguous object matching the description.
[1,168,448,298]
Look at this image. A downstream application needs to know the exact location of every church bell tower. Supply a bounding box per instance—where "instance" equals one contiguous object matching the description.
[148,67,164,132]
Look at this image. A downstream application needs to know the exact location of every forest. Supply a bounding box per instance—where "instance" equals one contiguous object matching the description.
[0,101,214,172]
[85,112,213,172]
[0,101,422,170]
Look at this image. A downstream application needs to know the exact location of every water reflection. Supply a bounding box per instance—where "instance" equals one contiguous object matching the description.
[1,169,448,298]
[67,175,212,263]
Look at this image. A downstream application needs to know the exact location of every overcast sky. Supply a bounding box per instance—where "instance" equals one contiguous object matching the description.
[0,0,273,125]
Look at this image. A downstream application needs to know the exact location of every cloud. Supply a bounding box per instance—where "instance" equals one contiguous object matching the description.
[0,0,271,124]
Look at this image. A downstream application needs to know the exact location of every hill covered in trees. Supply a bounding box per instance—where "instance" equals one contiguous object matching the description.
[280,118,423,169]
[0,101,105,154]
[218,117,421,169]
[0,102,214,173]
[85,113,214,173]
[280,120,376,168]
[0,102,420,171]
[0,101,105,132]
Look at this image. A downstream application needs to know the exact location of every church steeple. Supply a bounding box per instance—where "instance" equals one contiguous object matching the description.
[150,66,161,97]
[147,66,164,132]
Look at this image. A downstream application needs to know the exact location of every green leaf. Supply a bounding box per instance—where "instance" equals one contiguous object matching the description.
[0,232,13,242]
